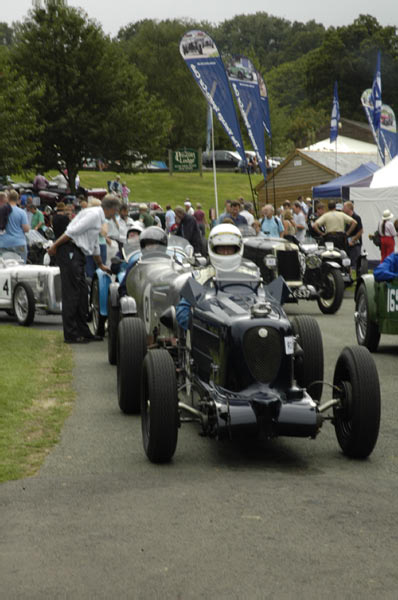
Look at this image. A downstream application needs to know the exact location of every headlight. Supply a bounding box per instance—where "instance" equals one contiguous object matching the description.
[342,258,351,267]
[264,255,277,268]
[306,254,322,269]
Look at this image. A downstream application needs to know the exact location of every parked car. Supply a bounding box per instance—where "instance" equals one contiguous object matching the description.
[354,273,398,351]
[115,254,380,464]
[0,251,61,325]
[242,229,347,314]
[202,150,241,170]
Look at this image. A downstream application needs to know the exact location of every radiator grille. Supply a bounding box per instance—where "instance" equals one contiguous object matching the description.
[243,326,282,384]
[277,250,301,281]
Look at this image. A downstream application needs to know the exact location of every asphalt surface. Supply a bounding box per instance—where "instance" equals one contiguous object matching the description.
[1,295,397,599]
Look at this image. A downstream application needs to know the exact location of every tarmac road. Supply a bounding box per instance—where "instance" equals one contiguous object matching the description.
[1,295,397,599]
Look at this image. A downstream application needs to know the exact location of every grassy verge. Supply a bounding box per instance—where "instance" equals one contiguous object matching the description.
[50,170,264,214]
[0,326,75,483]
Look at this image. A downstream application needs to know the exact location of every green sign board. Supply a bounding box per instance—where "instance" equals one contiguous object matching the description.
[172,148,199,172]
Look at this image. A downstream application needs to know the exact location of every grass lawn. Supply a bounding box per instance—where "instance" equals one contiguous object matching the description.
[47,170,265,215]
[0,326,75,483]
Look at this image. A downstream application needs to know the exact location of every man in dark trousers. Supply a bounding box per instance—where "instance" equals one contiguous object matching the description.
[174,205,203,254]
[48,194,120,344]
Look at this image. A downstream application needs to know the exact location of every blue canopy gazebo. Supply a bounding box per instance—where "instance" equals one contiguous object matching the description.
[312,162,380,200]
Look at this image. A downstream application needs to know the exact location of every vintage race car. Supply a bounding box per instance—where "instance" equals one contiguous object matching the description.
[354,273,398,351]
[242,228,350,314]
[0,251,61,325]
[115,255,381,464]
[91,236,198,363]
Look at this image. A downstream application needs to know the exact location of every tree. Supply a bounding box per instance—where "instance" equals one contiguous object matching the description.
[0,48,42,176]
[0,22,14,46]
[11,0,171,191]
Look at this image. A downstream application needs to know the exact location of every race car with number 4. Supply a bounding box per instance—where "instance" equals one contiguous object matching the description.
[0,251,61,325]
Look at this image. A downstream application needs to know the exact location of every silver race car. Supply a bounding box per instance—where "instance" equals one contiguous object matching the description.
[0,251,61,325]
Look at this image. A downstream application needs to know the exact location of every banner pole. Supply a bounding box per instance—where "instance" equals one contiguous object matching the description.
[210,108,219,219]
[270,137,276,211]
[246,168,258,219]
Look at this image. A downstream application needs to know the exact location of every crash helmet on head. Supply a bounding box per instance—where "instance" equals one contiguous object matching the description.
[139,225,168,250]
[126,220,144,238]
[208,223,243,272]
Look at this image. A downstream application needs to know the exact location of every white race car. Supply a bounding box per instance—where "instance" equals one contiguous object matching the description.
[0,251,62,326]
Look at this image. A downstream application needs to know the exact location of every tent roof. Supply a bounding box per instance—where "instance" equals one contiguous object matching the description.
[303,135,378,154]
[370,155,398,188]
[313,162,380,199]
[301,150,380,176]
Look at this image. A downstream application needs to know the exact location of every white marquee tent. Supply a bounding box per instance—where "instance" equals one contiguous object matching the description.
[349,156,398,260]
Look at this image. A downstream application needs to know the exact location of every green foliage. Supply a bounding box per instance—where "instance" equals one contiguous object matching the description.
[0,48,42,177]
[10,1,171,189]
[0,22,14,46]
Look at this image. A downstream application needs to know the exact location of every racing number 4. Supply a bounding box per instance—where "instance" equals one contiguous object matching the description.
[3,280,9,295]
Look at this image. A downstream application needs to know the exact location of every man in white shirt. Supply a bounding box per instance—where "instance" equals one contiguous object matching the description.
[240,201,255,226]
[48,194,120,343]
[292,201,307,243]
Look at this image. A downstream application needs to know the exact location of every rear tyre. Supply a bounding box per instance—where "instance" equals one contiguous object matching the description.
[117,317,146,414]
[355,284,380,352]
[292,315,324,402]
[317,267,344,314]
[333,346,380,458]
[141,349,178,463]
[12,282,35,326]
[107,294,119,365]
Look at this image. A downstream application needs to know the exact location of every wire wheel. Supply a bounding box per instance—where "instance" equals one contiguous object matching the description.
[12,282,35,326]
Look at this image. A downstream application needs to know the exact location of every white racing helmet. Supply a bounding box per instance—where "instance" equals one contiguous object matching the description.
[208,223,243,272]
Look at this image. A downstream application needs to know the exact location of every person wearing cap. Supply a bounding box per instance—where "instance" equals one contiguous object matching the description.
[312,200,356,250]
[47,194,120,344]
[139,203,154,228]
[378,209,396,262]
[184,199,195,216]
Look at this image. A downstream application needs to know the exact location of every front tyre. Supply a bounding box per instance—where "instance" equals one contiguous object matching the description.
[141,349,178,463]
[292,316,324,402]
[117,317,146,414]
[333,346,380,459]
[317,267,344,314]
[13,282,35,326]
[355,284,380,352]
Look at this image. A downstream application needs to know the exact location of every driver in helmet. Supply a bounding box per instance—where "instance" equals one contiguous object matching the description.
[118,226,168,297]
[176,224,243,329]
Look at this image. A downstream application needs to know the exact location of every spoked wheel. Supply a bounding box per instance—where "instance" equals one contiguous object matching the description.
[317,268,344,314]
[12,282,35,326]
[90,276,106,337]
[117,317,146,414]
[333,346,380,459]
[141,349,178,463]
[355,284,380,352]
[107,294,119,365]
[292,315,324,402]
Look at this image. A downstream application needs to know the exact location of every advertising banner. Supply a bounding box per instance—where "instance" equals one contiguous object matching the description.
[329,81,340,143]
[225,55,268,180]
[361,89,397,161]
[180,30,246,163]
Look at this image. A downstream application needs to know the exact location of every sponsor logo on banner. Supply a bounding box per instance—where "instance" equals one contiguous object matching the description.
[180,30,246,163]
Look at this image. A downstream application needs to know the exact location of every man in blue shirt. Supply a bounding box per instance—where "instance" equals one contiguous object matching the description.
[260,204,283,238]
[0,190,30,262]
[374,253,398,281]
[220,200,247,227]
